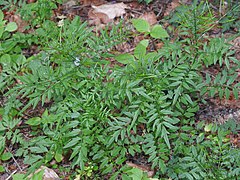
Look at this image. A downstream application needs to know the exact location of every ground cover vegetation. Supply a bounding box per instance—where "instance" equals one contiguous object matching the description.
[0,0,240,179]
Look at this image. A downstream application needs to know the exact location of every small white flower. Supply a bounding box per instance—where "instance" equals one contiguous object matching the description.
[58,19,64,27]
[57,15,67,19]
[74,57,80,66]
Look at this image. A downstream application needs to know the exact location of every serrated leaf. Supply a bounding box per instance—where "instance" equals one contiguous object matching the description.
[132,19,150,33]
[163,122,178,131]
[233,87,239,99]
[29,146,48,153]
[173,86,181,105]
[122,174,131,180]
[159,159,166,174]
[150,25,169,39]
[0,10,3,22]
[63,137,81,149]
[161,126,170,149]
[127,79,142,88]
[115,53,135,64]
[146,146,156,154]
[134,43,146,59]
[227,74,237,86]
[139,91,154,101]
[0,137,5,155]
[191,146,197,157]
[70,112,80,118]
[163,116,180,124]
[0,54,11,64]
[26,117,41,126]
[0,165,4,172]
[1,152,12,161]
[0,27,3,38]
[197,133,204,143]
[129,109,139,131]
[169,81,182,87]
[126,90,132,102]
[139,39,149,47]
[12,173,25,180]
[127,168,144,180]
[204,123,213,132]
[5,22,17,32]
[225,87,230,99]
[55,152,63,162]
[184,94,193,105]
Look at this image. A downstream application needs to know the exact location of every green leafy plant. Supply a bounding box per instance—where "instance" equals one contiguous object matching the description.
[0,1,239,179]
[111,1,240,179]
[0,136,12,172]
[219,3,240,32]
[0,0,26,11]
[0,10,33,94]
[17,0,60,27]
[123,167,149,180]
[138,0,153,5]
[132,18,169,39]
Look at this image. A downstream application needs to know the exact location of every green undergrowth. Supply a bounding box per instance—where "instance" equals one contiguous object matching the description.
[0,1,240,179]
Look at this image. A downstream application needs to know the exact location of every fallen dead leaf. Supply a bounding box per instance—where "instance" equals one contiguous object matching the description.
[134,35,145,45]
[115,42,133,53]
[92,3,128,20]
[9,14,28,33]
[155,42,164,49]
[88,9,111,24]
[82,0,106,6]
[139,11,157,26]
[62,0,77,8]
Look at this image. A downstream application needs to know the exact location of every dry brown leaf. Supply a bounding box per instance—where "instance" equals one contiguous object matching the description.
[139,11,157,26]
[92,3,128,20]
[62,0,77,8]
[9,14,28,33]
[115,42,133,53]
[82,0,106,6]
[155,42,164,49]
[88,9,111,24]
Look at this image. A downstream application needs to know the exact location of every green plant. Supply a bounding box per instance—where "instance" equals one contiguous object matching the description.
[219,3,240,32]
[0,136,12,172]
[17,0,60,27]
[0,0,26,11]
[132,18,169,39]
[0,108,25,173]
[110,1,240,179]
[123,167,150,180]
[138,0,153,5]
[0,1,239,179]
[2,15,127,177]
[0,9,18,47]
[0,10,33,94]
[165,1,240,100]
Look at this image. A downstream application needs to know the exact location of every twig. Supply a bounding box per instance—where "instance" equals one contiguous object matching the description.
[6,147,23,172]
[128,9,143,15]
[6,170,17,180]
